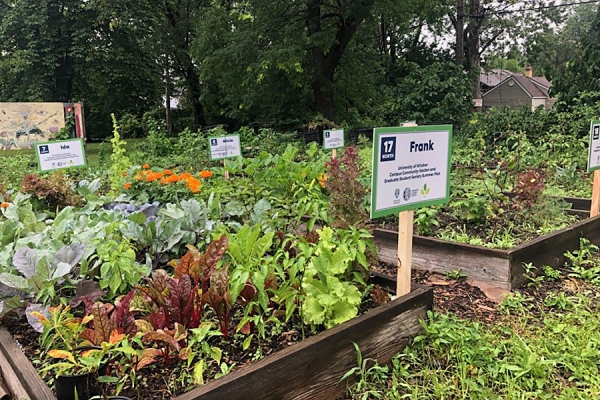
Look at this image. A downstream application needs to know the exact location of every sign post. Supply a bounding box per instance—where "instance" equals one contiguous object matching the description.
[371,124,452,296]
[34,138,87,172]
[323,128,344,159]
[208,134,241,180]
[588,120,600,217]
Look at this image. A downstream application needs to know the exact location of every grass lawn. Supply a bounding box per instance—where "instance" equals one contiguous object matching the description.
[343,243,600,399]
[0,138,144,170]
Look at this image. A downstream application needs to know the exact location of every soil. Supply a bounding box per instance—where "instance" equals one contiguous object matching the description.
[373,197,583,248]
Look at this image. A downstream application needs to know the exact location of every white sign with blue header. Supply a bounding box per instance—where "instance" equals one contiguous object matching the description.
[208,135,241,161]
[323,129,344,150]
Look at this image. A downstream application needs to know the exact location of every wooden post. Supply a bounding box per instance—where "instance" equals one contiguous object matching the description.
[591,170,600,217]
[223,159,230,180]
[397,210,414,296]
[332,148,337,159]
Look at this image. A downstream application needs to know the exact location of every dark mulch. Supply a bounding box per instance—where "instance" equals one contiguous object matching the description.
[372,261,500,323]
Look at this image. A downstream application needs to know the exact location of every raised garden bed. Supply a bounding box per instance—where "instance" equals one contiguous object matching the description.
[374,215,600,290]
[0,282,432,400]
[0,326,55,400]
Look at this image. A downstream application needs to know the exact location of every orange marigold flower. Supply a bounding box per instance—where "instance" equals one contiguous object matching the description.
[163,169,173,175]
[179,172,192,179]
[164,174,181,183]
[142,164,150,169]
[0,202,9,208]
[135,173,143,181]
[146,172,164,182]
[124,183,132,190]
[199,170,213,179]
[186,177,202,193]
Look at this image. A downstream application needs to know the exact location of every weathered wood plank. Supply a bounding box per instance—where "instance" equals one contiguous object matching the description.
[174,286,432,400]
[509,215,600,288]
[0,327,55,400]
[375,228,511,289]
[0,374,10,400]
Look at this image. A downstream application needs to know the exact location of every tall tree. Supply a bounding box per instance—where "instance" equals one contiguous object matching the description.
[0,0,163,137]
[161,0,208,128]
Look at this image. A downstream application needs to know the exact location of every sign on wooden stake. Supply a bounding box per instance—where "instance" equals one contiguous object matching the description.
[371,123,452,296]
[587,121,600,217]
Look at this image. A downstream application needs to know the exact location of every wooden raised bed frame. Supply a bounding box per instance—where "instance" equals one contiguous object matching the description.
[0,283,432,400]
[375,215,600,290]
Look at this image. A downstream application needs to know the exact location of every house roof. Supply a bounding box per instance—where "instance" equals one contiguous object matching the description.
[529,76,550,89]
[480,69,514,87]
[482,74,549,99]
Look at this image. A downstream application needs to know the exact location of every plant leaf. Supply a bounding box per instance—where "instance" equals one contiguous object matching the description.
[12,247,40,279]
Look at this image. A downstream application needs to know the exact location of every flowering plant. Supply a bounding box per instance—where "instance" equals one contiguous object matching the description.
[122,166,214,203]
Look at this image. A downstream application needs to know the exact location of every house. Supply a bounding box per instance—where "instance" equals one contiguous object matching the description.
[481,66,557,111]
[480,69,514,95]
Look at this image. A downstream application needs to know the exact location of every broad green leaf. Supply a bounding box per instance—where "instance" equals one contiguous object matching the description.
[0,273,30,290]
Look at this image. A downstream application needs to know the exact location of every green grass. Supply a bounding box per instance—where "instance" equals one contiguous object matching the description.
[344,282,600,399]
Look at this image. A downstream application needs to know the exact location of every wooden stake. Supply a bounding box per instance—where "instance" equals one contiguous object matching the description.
[397,210,414,296]
[332,148,337,159]
[223,159,230,180]
[591,169,600,217]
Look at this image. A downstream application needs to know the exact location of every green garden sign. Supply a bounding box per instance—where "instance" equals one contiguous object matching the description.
[587,120,600,172]
[370,125,452,219]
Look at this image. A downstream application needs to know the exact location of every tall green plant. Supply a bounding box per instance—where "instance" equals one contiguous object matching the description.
[108,114,132,196]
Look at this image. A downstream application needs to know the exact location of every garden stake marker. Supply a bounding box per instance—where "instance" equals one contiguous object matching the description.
[323,129,344,159]
[396,122,418,297]
[591,170,600,217]
[397,209,414,296]
[370,122,452,297]
[223,159,230,180]
[587,120,600,217]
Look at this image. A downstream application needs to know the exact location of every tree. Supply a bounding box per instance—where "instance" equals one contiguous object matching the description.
[161,0,209,128]
[0,0,164,137]
[552,5,600,107]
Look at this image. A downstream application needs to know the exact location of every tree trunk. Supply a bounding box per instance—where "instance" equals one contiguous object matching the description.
[306,0,375,122]
[466,0,482,108]
[186,65,206,128]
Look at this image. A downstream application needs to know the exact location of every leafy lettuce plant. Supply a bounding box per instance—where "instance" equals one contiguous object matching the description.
[299,226,367,330]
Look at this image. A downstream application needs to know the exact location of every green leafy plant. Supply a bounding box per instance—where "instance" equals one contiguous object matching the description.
[300,226,365,330]
[445,268,466,281]
[522,262,544,289]
[108,114,132,196]
[415,207,439,236]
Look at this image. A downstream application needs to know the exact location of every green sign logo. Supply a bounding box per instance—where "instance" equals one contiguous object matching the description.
[420,183,430,195]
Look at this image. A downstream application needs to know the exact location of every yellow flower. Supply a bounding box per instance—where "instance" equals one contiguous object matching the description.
[318,173,328,188]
